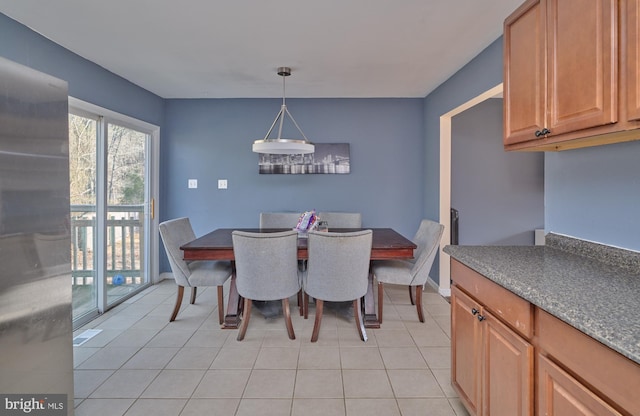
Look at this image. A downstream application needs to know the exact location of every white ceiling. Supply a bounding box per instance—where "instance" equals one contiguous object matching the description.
[0,0,522,99]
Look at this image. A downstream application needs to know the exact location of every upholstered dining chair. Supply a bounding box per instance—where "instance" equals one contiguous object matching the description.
[159,217,232,324]
[371,219,444,323]
[259,212,302,229]
[259,211,306,315]
[232,230,301,341]
[303,230,373,342]
[317,212,362,228]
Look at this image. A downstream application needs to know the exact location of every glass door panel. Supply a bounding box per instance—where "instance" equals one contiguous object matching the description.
[105,123,149,306]
[69,113,98,320]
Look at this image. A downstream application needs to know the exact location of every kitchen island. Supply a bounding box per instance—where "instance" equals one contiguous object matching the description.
[444,234,640,416]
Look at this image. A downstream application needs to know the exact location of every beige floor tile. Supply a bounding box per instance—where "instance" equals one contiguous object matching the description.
[294,369,344,398]
[432,368,458,398]
[180,398,240,416]
[210,346,259,369]
[108,328,161,348]
[243,369,296,398]
[165,347,219,369]
[291,398,346,416]
[342,370,394,398]
[345,398,400,416]
[74,370,114,398]
[74,398,135,416]
[121,347,179,369]
[387,369,445,398]
[420,346,451,369]
[73,279,461,412]
[123,398,186,416]
[73,347,100,368]
[140,369,205,398]
[397,398,457,416]
[297,346,341,369]
[254,346,300,369]
[339,347,384,369]
[449,398,472,415]
[184,329,229,348]
[76,346,140,370]
[90,369,159,398]
[234,398,292,416]
[379,347,428,369]
[192,369,251,398]
[145,328,196,348]
[373,329,416,347]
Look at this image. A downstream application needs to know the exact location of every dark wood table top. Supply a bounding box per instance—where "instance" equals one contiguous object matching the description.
[181,228,416,261]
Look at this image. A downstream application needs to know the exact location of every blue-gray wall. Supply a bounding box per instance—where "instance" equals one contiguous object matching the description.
[162,98,425,240]
[451,98,544,245]
[0,13,163,126]
[545,140,640,251]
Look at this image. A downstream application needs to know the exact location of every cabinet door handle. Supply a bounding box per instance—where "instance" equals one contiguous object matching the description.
[535,130,543,137]
[541,128,551,135]
[477,315,485,322]
[471,308,479,315]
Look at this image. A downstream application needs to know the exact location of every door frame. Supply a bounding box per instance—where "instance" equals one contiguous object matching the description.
[69,97,160,324]
[438,84,503,296]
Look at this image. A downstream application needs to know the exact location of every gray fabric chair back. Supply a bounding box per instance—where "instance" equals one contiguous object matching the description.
[304,230,372,301]
[259,212,302,229]
[159,217,196,287]
[317,212,362,228]
[232,230,301,300]
[409,220,444,286]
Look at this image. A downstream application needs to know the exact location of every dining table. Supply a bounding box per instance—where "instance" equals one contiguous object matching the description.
[180,228,417,329]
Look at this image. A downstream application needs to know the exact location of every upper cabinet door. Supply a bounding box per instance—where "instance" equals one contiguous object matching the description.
[546,0,618,135]
[627,0,640,121]
[504,0,546,145]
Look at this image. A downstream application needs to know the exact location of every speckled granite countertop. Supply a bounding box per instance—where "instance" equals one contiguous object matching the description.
[444,234,640,365]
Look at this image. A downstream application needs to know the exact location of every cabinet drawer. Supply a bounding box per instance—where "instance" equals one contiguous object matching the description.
[537,309,640,416]
[451,260,533,339]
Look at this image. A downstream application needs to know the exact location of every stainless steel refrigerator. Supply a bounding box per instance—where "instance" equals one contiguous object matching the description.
[0,56,74,413]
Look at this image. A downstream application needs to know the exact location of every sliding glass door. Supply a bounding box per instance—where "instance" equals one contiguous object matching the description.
[69,105,157,326]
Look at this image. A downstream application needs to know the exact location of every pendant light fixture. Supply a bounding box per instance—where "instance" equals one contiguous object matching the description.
[252,67,315,154]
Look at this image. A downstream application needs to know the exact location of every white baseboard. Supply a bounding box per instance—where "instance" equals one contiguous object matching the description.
[426,277,451,297]
[438,287,451,297]
[156,272,173,283]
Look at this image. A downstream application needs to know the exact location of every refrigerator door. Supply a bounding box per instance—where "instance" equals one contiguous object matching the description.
[0,57,74,411]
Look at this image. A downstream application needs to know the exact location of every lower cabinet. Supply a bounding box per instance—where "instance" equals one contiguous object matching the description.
[537,355,622,416]
[452,285,534,416]
[451,259,640,416]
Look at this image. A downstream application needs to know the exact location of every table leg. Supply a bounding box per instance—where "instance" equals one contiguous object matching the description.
[223,263,241,329]
[363,269,380,328]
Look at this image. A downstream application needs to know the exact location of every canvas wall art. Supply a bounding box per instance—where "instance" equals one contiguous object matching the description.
[258,143,350,174]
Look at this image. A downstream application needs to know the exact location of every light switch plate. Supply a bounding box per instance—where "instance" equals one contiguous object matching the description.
[188,179,198,189]
[218,179,228,189]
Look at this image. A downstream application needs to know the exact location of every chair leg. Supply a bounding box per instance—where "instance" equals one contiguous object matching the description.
[409,285,415,305]
[282,298,296,340]
[170,286,185,322]
[190,286,198,304]
[237,297,252,341]
[415,285,425,322]
[217,286,225,325]
[377,282,385,324]
[310,299,324,342]
[303,293,309,319]
[354,298,367,342]
[297,290,303,316]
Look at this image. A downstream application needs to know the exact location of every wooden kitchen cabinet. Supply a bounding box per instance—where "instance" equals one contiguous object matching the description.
[538,355,623,416]
[627,0,640,121]
[451,263,534,416]
[503,0,640,151]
